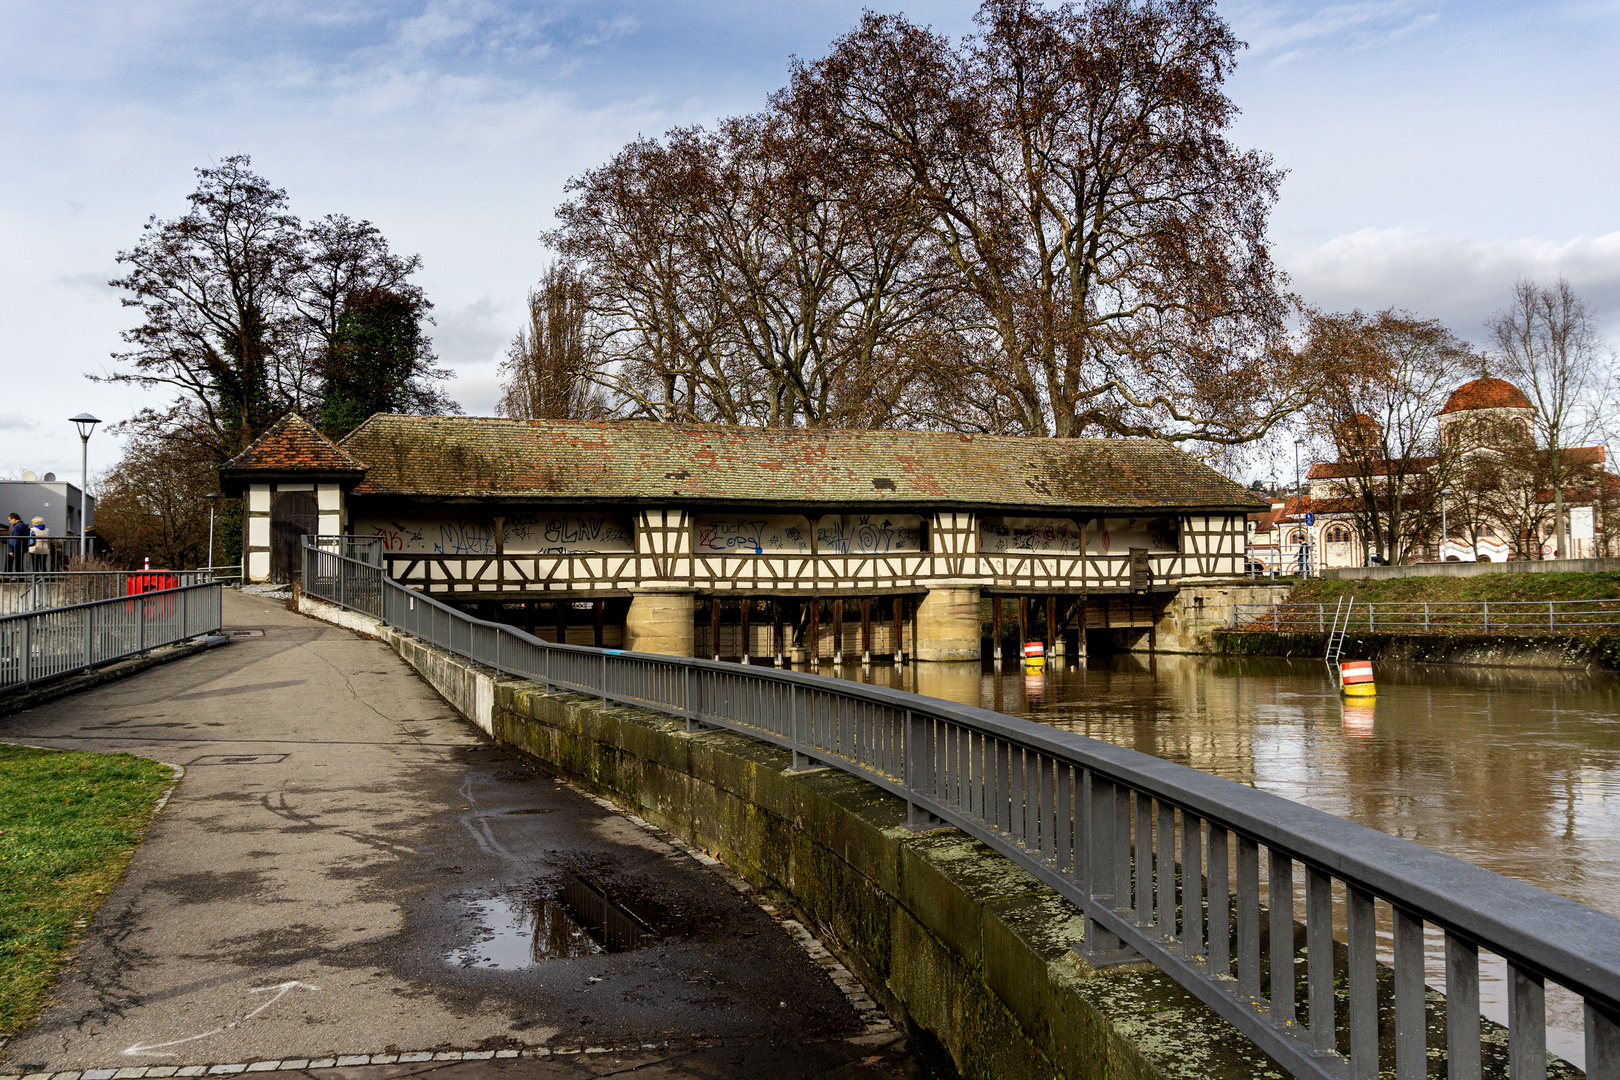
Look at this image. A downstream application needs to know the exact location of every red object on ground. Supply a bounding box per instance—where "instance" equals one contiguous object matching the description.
[126,571,179,595]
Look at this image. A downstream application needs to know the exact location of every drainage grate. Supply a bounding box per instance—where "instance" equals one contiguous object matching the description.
[558,872,655,953]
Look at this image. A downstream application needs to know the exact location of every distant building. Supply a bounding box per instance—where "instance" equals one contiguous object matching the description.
[1248,377,1615,572]
[0,473,95,567]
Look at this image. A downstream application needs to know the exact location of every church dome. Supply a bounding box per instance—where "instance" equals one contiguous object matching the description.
[1439,378,1533,415]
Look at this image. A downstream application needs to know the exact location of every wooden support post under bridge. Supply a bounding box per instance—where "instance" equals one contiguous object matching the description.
[893,596,905,665]
[711,598,721,661]
[808,598,820,666]
[594,600,604,649]
[740,598,751,664]
[992,597,1003,662]
[832,598,844,666]
[1046,596,1058,660]
[861,598,872,665]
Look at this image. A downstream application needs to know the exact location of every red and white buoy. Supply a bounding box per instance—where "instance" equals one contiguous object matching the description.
[1340,660,1375,697]
[1023,641,1046,669]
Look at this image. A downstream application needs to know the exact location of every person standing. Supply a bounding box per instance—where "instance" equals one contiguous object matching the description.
[28,516,49,572]
[5,513,24,572]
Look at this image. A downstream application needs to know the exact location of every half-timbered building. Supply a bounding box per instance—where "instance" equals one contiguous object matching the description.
[223,414,1265,661]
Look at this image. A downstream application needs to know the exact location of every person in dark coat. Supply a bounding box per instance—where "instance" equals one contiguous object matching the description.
[5,513,24,573]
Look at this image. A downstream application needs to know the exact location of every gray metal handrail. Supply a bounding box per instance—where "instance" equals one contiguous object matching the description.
[1235,598,1620,634]
[305,540,1619,1080]
[0,569,215,616]
[0,582,224,692]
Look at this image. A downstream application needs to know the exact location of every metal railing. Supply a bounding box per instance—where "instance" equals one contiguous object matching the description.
[305,540,1620,1080]
[0,582,224,693]
[1234,598,1620,635]
[0,570,217,616]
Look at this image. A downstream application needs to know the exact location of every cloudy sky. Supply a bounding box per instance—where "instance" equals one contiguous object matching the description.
[1,0,1617,484]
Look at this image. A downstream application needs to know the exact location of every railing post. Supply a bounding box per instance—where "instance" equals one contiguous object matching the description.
[181,586,190,640]
[601,651,609,708]
[904,709,938,830]
[20,613,31,688]
[83,602,94,669]
[1549,600,1555,635]
[1484,600,1490,633]
[138,595,146,653]
[1425,602,1430,631]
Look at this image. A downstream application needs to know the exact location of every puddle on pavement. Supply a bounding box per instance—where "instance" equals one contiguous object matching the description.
[445,873,655,969]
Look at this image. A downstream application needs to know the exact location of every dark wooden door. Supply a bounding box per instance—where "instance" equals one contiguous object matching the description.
[271,491,318,583]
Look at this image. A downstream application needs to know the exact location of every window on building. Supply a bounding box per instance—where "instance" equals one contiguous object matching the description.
[1325,525,1351,544]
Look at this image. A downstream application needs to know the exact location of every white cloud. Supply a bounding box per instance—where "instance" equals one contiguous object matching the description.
[1282,228,1620,343]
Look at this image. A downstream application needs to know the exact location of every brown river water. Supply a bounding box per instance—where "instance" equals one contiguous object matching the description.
[809,652,1620,1069]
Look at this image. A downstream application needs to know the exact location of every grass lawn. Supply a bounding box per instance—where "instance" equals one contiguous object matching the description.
[1287,571,1620,606]
[0,745,174,1035]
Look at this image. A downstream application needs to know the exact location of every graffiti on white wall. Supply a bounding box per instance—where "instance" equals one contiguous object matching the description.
[695,515,813,554]
[505,513,633,554]
[979,517,1084,555]
[355,513,633,556]
[813,514,924,555]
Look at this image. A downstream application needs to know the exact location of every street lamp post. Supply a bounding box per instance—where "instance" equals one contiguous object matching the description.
[205,493,222,577]
[69,413,100,562]
[1440,488,1453,562]
[1294,439,1307,576]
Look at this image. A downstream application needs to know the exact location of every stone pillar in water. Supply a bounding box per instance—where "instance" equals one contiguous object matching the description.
[915,586,983,662]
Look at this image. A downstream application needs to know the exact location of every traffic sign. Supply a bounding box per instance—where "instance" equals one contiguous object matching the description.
[1305,512,1315,526]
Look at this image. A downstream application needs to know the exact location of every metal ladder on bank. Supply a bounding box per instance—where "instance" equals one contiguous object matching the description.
[1323,595,1353,672]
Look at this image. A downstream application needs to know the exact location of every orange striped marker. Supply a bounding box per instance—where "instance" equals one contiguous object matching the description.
[1023,641,1046,669]
[1340,660,1375,697]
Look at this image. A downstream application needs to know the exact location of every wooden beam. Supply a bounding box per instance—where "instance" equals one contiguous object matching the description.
[893,596,905,664]
[740,597,751,664]
[992,596,1003,661]
[832,597,844,666]
[861,598,872,664]
[773,601,783,667]
[711,597,722,661]
[809,597,820,666]
[1046,595,1057,658]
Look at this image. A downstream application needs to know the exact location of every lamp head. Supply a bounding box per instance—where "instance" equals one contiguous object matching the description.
[69,413,101,440]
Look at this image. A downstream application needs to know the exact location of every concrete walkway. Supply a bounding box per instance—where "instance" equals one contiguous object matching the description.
[0,592,917,1079]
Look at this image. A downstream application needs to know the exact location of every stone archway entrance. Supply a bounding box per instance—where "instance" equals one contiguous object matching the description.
[270,490,318,582]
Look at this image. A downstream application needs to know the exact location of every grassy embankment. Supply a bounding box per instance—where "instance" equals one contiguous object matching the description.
[0,745,174,1035]
[1286,571,1620,605]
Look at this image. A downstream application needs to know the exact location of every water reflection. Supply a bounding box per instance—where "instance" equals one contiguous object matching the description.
[810,653,1620,1067]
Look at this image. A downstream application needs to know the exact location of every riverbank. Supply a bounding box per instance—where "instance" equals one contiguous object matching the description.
[1214,628,1620,669]
[0,746,175,1035]
[1284,570,1620,605]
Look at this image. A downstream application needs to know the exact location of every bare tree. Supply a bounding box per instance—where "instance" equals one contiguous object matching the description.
[1302,309,1475,563]
[496,266,608,420]
[1489,277,1612,557]
[106,156,303,459]
[106,156,456,457]
[787,0,1308,447]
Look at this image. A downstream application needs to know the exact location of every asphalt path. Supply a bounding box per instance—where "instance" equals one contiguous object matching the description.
[0,592,917,1078]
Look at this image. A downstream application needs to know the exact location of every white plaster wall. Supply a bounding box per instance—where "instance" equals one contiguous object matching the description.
[248,518,270,547]
[248,486,270,512]
[248,551,270,580]
[317,484,341,511]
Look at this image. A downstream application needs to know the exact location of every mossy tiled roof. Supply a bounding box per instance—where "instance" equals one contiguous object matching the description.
[222,412,367,474]
[338,415,1265,512]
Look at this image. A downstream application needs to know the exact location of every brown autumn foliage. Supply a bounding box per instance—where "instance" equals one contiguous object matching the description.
[542,0,1315,454]
[92,432,222,570]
